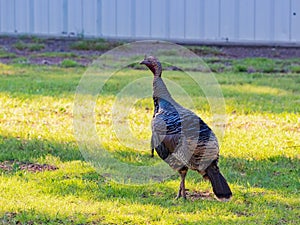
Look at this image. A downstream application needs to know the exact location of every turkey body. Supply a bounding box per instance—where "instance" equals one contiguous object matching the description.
[151,96,218,171]
[141,56,232,201]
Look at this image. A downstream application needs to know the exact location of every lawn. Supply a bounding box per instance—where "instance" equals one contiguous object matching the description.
[0,55,299,224]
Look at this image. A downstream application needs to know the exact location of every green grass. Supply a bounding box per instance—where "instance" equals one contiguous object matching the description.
[0,61,299,224]
[13,40,45,52]
[0,47,16,59]
[290,65,300,73]
[231,57,300,73]
[188,46,224,56]
[60,59,81,68]
[33,52,79,59]
[70,39,122,51]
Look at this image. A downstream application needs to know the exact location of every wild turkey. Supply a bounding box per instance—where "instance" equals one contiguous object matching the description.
[140,56,232,201]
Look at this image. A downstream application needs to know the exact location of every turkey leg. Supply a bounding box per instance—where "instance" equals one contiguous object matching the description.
[176,169,188,199]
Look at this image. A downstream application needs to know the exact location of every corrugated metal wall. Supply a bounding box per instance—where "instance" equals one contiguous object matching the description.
[0,0,299,44]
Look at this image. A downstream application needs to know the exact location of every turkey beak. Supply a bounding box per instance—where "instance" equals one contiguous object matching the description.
[140,59,147,65]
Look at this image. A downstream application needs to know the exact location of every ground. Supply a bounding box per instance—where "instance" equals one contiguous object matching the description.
[1,36,300,67]
[0,36,299,224]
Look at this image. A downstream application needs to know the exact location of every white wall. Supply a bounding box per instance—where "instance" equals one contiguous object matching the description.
[0,0,299,45]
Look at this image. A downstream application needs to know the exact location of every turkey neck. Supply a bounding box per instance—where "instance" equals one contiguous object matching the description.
[153,76,176,105]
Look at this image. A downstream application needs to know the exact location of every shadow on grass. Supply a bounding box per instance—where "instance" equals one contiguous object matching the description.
[93,156,299,200]
[0,64,82,98]
[222,156,299,192]
[0,135,83,163]
[0,133,299,224]
[1,134,298,193]
[0,155,299,224]
[0,211,86,225]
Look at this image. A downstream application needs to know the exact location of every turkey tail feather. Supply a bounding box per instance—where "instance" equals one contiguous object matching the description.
[205,162,232,200]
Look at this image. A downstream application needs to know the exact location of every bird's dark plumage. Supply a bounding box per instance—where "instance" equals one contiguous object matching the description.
[141,55,232,201]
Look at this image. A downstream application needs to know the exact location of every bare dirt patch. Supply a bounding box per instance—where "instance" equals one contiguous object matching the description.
[0,160,58,173]
[186,190,215,201]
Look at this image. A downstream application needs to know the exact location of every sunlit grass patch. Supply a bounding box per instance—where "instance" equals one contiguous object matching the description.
[223,83,288,96]
[0,63,15,75]
[223,113,300,160]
